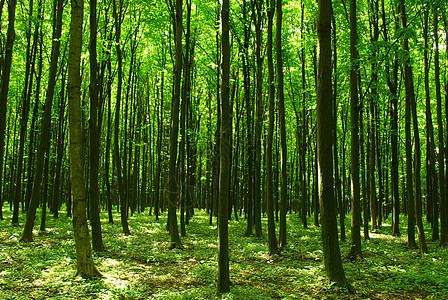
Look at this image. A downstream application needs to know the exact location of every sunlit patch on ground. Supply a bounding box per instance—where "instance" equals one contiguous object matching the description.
[0,209,447,299]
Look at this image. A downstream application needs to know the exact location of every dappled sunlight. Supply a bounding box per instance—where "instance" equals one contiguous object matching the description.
[1,209,447,299]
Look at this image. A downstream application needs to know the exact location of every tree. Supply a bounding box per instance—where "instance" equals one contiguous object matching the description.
[112,0,131,236]
[217,0,231,292]
[167,0,183,250]
[316,0,351,290]
[266,0,279,256]
[252,0,263,238]
[423,9,437,241]
[21,0,64,242]
[399,0,416,249]
[88,0,105,252]
[276,0,288,249]
[349,0,362,259]
[67,0,101,278]
[0,0,18,223]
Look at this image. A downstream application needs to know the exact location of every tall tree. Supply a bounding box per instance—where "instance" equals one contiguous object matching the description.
[243,0,254,237]
[316,0,351,290]
[423,10,437,241]
[434,6,447,246]
[381,0,400,237]
[399,0,416,249]
[253,0,263,238]
[0,0,18,222]
[349,0,362,259]
[167,0,183,249]
[217,0,231,291]
[67,0,101,278]
[21,0,64,242]
[112,0,131,235]
[12,0,38,224]
[276,0,288,249]
[89,0,104,251]
[266,0,279,256]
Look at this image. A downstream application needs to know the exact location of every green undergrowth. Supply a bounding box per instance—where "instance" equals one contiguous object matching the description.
[0,208,447,299]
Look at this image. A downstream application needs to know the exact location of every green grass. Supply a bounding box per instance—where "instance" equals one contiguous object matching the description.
[0,207,447,299]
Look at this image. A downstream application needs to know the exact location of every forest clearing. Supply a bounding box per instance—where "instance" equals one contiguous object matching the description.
[1,209,447,299]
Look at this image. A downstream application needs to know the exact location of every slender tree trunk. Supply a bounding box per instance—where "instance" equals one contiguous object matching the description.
[277,0,288,249]
[434,7,447,246]
[217,0,231,291]
[423,10,437,241]
[266,0,279,256]
[89,0,104,251]
[243,0,254,237]
[349,0,362,259]
[112,0,130,235]
[13,0,37,223]
[167,0,183,249]
[252,0,263,238]
[155,66,165,221]
[410,63,429,254]
[399,0,416,249]
[21,0,63,242]
[39,147,50,232]
[316,0,351,290]
[105,54,113,224]
[51,68,67,219]
[68,0,101,278]
[0,0,18,223]
[332,13,343,240]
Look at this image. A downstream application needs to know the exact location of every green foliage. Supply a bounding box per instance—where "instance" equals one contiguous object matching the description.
[1,208,447,299]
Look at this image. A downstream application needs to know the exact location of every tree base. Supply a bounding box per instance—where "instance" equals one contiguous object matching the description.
[75,267,103,279]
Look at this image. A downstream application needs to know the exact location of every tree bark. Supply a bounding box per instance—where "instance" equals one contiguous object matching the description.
[167,0,183,249]
[89,0,104,251]
[434,7,447,246]
[266,0,279,256]
[399,0,416,249]
[349,0,362,259]
[316,0,351,290]
[21,0,63,242]
[67,0,101,278]
[112,0,131,235]
[0,0,18,223]
[252,0,263,238]
[217,0,231,291]
[277,0,288,249]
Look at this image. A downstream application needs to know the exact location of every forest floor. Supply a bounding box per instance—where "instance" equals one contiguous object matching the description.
[0,208,447,299]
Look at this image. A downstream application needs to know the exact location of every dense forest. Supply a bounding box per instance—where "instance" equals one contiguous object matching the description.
[1,0,448,298]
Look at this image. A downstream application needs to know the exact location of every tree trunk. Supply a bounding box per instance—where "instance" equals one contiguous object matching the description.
[243,0,254,237]
[13,0,38,223]
[332,13,343,240]
[253,0,263,238]
[316,0,351,290]
[0,0,18,223]
[167,0,183,249]
[423,10,437,241]
[217,0,231,291]
[67,0,101,278]
[399,0,416,249]
[266,0,279,256]
[277,0,288,249]
[21,0,63,242]
[349,0,362,259]
[89,0,104,252]
[434,7,447,246]
[112,0,131,236]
